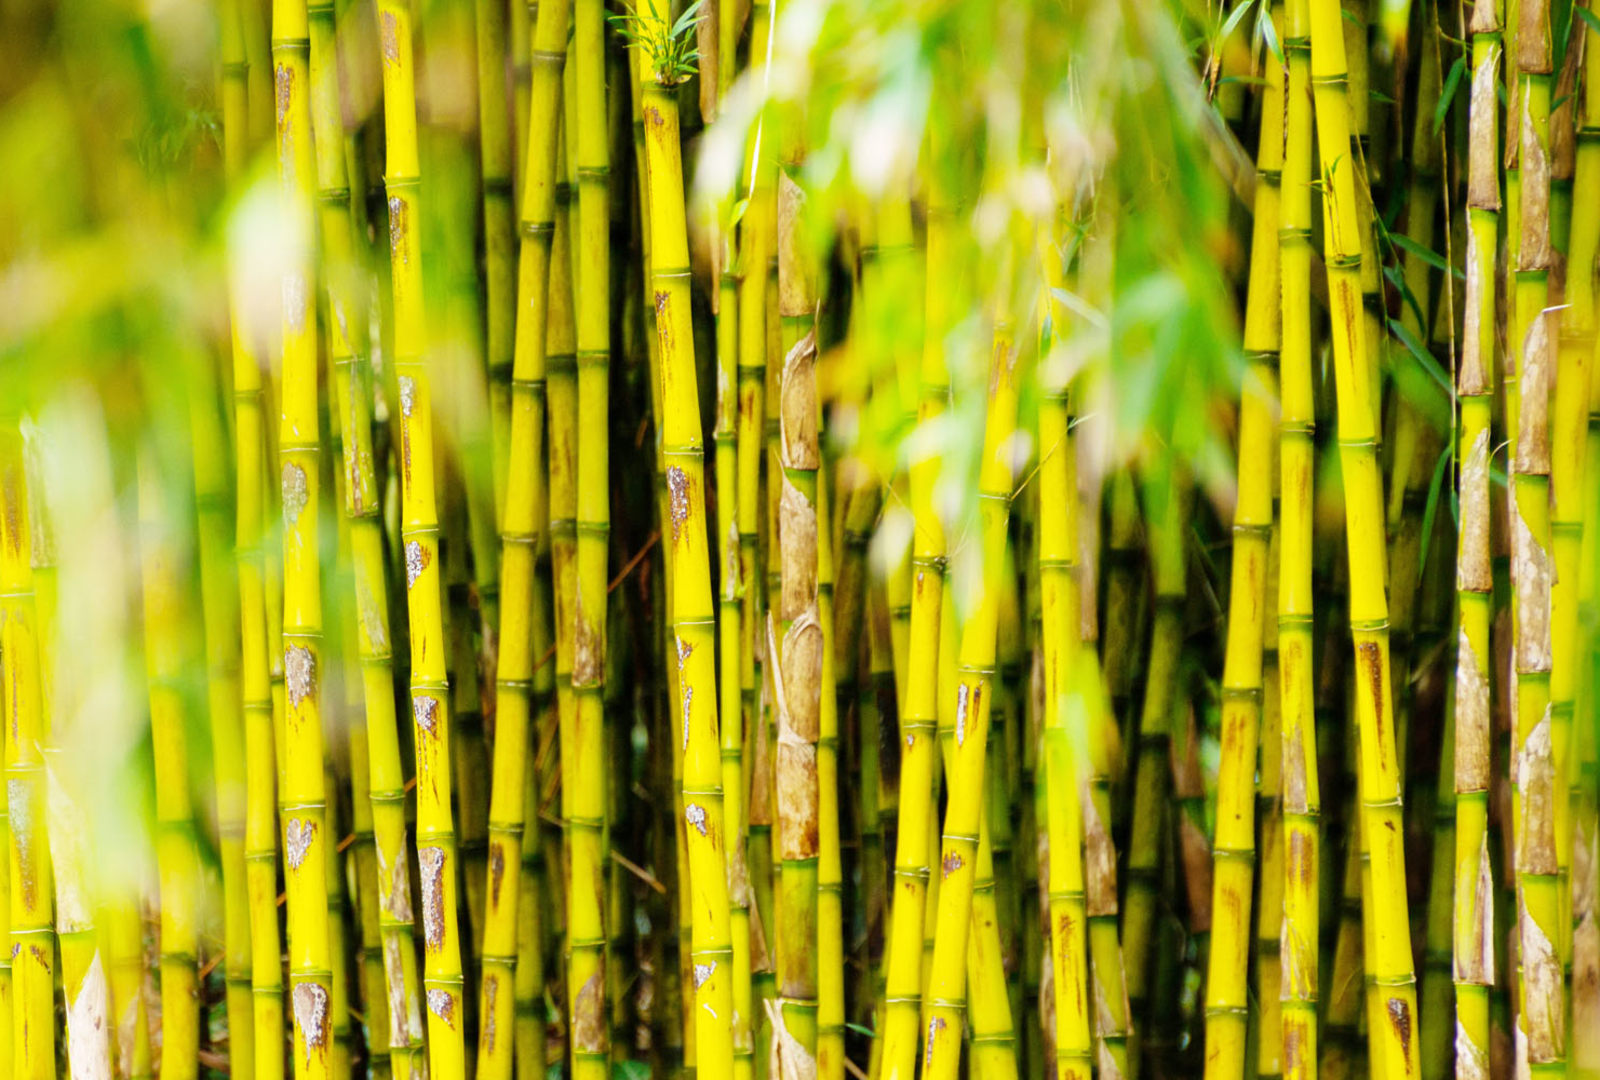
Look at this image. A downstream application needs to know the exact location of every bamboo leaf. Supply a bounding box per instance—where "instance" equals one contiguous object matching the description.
[1417,441,1453,575]
[1384,264,1429,337]
[1434,56,1465,134]
[1257,4,1284,62]
[1390,232,1464,279]
[1578,4,1600,35]
[1386,317,1454,427]
[671,0,706,40]
[1220,0,1258,46]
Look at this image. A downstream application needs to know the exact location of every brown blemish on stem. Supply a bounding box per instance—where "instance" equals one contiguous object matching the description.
[384,935,411,1046]
[925,1017,946,1066]
[389,198,409,268]
[666,466,691,542]
[427,989,455,1026]
[405,539,429,589]
[292,983,330,1065]
[573,970,606,1051]
[941,850,962,878]
[1356,640,1387,761]
[573,588,600,685]
[380,10,399,63]
[483,975,497,1051]
[489,841,505,906]
[686,803,708,836]
[286,644,316,709]
[1386,996,1413,1073]
[419,845,447,949]
[285,817,315,870]
[281,462,308,527]
[8,780,35,910]
[275,64,292,129]
[413,694,439,735]
[380,843,413,922]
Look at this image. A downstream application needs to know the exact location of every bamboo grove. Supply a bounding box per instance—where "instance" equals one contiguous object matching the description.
[6,0,1600,1076]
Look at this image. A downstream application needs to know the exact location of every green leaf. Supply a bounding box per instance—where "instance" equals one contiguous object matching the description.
[1434,56,1465,134]
[1384,264,1429,338]
[1370,88,1397,105]
[1390,232,1462,279]
[1220,0,1258,45]
[671,0,706,40]
[1417,440,1453,576]
[1579,4,1600,35]
[845,1023,877,1038]
[1257,4,1284,62]
[1387,316,1454,411]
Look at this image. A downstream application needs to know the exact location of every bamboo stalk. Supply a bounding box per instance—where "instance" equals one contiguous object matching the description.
[1307,0,1421,1073]
[1038,224,1092,1080]
[568,0,613,1075]
[735,6,776,1075]
[920,315,1022,1080]
[231,207,287,1080]
[635,13,738,1080]
[1452,6,1500,1079]
[476,0,569,1073]
[192,359,255,1080]
[877,164,949,1080]
[134,443,197,1080]
[1510,0,1563,1067]
[374,0,471,1058]
[1203,5,1283,1067]
[3,424,56,1080]
[1123,468,1191,1032]
[1278,2,1319,1072]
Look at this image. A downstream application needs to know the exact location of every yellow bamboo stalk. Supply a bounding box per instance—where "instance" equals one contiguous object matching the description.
[1452,6,1499,1079]
[735,7,775,1075]
[636,13,737,1080]
[375,0,468,1064]
[1510,0,1563,1066]
[1204,6,1282,1068]
[330,209,427,1080]
[1123,468,1190,1033]
[1307,0,1421,1073]
[45,750,113,1079]
[477,0,514,518]
[1,424,55,1080]
[135,445,197,1080]
[1038,223,1092,1080]
[1278,2,1320,1072]
[231,234,286,1080]
[475,0,569,1073]
[1552,0,1599,1032]
[877,161,949,1080]
[192,363,255,1080]
[920,317,1022,1080]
